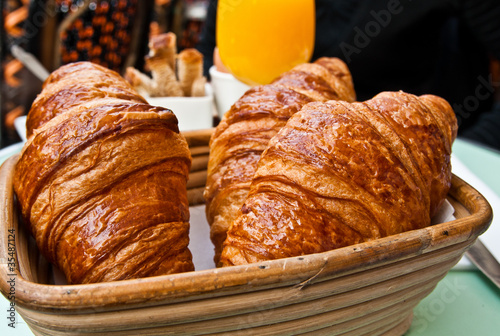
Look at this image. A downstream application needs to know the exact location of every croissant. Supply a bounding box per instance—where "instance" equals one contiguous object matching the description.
[26,62,147,138]
[219,91,458,266]
[13,62,194,284]
[204,57,356,264]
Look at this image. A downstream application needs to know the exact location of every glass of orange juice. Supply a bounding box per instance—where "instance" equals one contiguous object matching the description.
[216,0,315,86]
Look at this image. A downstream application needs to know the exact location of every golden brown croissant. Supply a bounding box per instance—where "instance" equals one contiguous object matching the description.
[220,91,458,266]
[204,57,356,264]
[14,62,194,284]
[26,62,147,138]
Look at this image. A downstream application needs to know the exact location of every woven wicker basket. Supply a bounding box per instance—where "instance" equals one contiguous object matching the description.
[0,129,493,336]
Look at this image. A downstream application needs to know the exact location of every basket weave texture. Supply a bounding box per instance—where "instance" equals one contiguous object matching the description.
[0,129,493,336]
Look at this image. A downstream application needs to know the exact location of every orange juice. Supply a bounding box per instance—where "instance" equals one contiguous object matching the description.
[216,0,315,86]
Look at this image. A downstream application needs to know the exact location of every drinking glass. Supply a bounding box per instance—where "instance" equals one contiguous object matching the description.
[216,0,315,86]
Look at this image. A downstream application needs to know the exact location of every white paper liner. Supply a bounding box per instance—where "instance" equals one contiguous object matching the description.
[188,205,216,270]
[431,199,456,226]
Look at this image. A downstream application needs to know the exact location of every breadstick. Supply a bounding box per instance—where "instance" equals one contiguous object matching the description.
[177,48,203,97]
[191,76,206,97]
[124,67,154,97]
[146,55,184,97]
[148,32,177,72]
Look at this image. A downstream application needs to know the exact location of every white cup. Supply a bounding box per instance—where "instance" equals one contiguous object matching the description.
[209,65,251,119]
[146,84,214,132]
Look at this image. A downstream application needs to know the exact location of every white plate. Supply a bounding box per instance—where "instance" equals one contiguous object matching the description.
[14,116,27,142]
[451,154,500,269]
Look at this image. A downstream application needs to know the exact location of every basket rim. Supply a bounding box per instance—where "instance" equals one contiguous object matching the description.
[0,152,493,312]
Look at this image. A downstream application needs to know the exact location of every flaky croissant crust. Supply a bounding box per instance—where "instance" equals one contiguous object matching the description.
[14,62,194,284]
[204,58,356,264]
[220,91,458,266]
[26,62,146,138]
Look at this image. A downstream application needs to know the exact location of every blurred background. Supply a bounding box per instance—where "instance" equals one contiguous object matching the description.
[0,0,209,148]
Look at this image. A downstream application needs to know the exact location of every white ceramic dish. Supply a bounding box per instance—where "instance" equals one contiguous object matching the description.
[146,83,215,131]
[209,65,251,119]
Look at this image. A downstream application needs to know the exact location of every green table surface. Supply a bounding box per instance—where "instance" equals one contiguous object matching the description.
[0,137,499,335]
